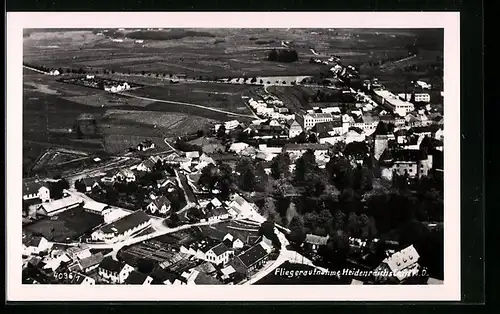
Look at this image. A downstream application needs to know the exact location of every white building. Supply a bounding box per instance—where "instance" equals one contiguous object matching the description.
[373,90,415,117]
[38,195,84,217]
[91,210,152,243]
[23,181,51,202]
[398,93,431,103]
[296,113,334,130]
[22,235,52,256]
[98,256,134,284]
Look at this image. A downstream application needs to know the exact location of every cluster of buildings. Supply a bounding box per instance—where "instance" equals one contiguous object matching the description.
[61,76,134,92]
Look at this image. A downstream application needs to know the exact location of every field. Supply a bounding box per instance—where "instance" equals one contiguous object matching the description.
[24,28,443,81]
[127,82,256,116]
[24,206,104,243]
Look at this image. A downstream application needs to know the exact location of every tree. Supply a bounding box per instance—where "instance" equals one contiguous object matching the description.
[294,150,317,184]
[261,197,280,223]
[273,178,295,198]
[289,216,306,246]
[241,166,256,192]
[216,124,226,139]
[333,210,346,232]
[308,133,317,143]
[136,258,155,274]
[285,201,299,226]
[347,212,361,237]
[74,180,86,193]
[270,153,291,180]
[258,220,281,249]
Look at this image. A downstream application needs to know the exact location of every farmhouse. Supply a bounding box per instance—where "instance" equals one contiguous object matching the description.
[136,158,156,172]
[146,195,171,215]
[37,195,84,217]
[181,238,233,266]
[98,256,134,284]
[91,210,152,243]
[222,233,245,250]
[23,181,51,202]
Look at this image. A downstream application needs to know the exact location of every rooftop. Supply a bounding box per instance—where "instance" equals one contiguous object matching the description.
[305,234,330,246]
[124,271,149,284]
[39,196,84,214]
[100,210,151,235]
[283,143,331,151]
[237,243,269,269]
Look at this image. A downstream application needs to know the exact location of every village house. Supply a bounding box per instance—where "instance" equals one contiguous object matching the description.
[229,142,249,155]
[22,235,52,256]
[344,128,366,144]
[392,149,434,179]
[83,200,113,216]
[37,195,84,217]
[285,119,303,139]
[135,158,156,172]
[91,210,152,243]
[231,242,270,275]
[49,69,60,76]
[226,193,255,219]
[203,202,230,222]
[373,245,421,284]
[222,233,245,250]
[68,252,105,274]
[98,256,134,284]
[124,271,154,285]
[304,234,330,252]
[283,143,330,161]
[181,239,234,266]
[75,177,101,193]
[146,195,171,215]
[23,181,51,202]
[65,244,92,261]
[137,140,155,151]
[113,168,136,183]
[310,120,343,137]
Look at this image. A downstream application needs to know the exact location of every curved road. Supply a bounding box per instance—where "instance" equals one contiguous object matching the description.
[118,92,258,119]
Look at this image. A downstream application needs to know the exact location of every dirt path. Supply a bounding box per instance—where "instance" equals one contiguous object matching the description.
[118,92,257,119]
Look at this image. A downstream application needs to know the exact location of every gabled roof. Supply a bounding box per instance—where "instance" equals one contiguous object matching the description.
[39,196,83,214]
[210,242,230,256]
[100,211,151,235]
[237,243,269,269]
[23,180,48,195]
[23,235,46,247]
[384,245,420,273]
[150,195,171,209]
[124,271,148,284]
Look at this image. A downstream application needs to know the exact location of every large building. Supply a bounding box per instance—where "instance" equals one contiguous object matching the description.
[373,90,415,117]
[91,210,152,243]
[296,113,334,130]
[398,93,431,103]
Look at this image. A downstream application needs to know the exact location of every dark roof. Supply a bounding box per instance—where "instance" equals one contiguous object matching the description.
[150,195,171,208]
[211,243,230,256]
[283,143,330,151]
[237,244,269,269]
[100,211,151,235]
[23,235,45,247]
[98,256,123,273]
[194,272,223,285]
[124,271,148,284]
[150,267,179,284]
[411,125,440,134]
[392,149,427,162]
[310,121,342,134]
[23,180,48,195]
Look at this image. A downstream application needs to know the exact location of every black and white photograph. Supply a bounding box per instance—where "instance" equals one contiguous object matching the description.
[7,12,461,301]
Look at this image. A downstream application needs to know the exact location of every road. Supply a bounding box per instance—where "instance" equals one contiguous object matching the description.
[84,218,227,259]
[118,92,257,119]
[23,65,49,74]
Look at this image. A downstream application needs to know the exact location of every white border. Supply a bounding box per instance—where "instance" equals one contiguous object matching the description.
[7,12,460,301]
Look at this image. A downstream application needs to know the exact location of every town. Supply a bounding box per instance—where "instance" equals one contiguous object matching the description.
[22,28,444,286]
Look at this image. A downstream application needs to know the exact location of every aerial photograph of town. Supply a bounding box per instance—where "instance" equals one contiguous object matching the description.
[22,28,444,286]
